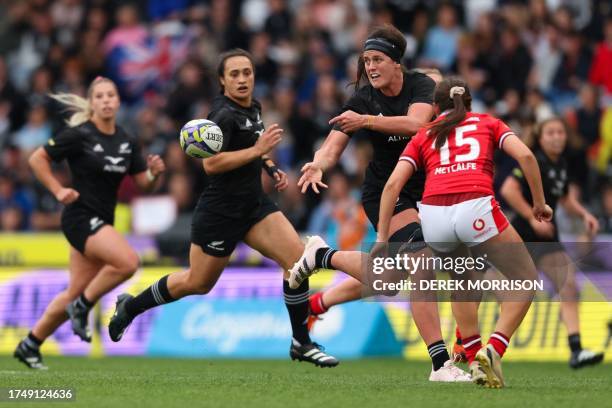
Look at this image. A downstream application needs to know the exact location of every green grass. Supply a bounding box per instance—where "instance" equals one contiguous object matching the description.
[0,357,610,408]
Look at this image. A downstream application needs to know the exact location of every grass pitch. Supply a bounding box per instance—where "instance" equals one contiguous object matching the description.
[0,357,610,408]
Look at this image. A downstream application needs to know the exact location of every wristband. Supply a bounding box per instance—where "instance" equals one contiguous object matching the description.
[146,168,157,182]
[263,163,279,178]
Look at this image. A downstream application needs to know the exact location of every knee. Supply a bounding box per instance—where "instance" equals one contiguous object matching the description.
[184,271,215,295]
[559,280,579,301]
[119,252,140,278]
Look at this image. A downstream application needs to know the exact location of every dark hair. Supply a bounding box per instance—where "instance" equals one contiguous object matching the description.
[353,24,407,91]
[216,48,255,94]
[428,76,472,149]
[532,116,574,151]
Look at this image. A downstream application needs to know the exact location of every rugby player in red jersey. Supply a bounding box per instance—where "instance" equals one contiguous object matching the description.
[377,76,553,388]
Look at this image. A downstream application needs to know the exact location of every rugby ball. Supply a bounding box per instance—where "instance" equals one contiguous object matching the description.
[179,119,223,158]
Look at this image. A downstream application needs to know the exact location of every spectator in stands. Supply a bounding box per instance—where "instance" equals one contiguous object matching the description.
[419,3,462,72]
[589,16,612,101]
[0,171,33,231]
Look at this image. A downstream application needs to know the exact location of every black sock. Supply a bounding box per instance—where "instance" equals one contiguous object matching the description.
[315,247,337,269]
[125,275,176,318]
[23,331,43,350]
[428,340,450,371]
[283,279,311,345]
[568,333,582,353]
[75,293,94,309]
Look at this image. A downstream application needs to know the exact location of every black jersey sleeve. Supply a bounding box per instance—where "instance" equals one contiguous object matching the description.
[410,74,435,105]
[44,127,81,162]
[211,110,237,152]
[128,138,148,175]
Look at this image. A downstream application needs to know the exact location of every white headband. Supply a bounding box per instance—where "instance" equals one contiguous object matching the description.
[450,86,465,98]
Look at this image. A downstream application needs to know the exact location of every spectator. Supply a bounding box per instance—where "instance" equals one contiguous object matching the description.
[0,171,33,231]
[11,104,52,153]
[589,17,612,99]
[419,3,462,72]
[308,168,373,250]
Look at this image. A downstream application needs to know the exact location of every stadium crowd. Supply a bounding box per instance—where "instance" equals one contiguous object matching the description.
[0,0,611,255]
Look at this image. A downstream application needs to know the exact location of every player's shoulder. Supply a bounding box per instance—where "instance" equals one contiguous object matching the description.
[350,83,374,102]
[404,70,435,88]
[463,112,502,129]
[208,96,237,124]
[115,125,138,143]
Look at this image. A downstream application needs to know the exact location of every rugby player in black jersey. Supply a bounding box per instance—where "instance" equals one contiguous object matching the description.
[293,25,470,381]
[15,77,166,369]
[501,117,604,369]
[108,49,338,367]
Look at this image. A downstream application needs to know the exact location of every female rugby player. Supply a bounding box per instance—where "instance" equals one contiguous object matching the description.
[377,77,552,388]
[295,25,469,381]
[15,77,166,369]
[109,49,338,367]
[501,117,604,369]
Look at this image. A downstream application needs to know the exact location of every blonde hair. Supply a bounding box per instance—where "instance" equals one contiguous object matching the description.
[49,77,117,127]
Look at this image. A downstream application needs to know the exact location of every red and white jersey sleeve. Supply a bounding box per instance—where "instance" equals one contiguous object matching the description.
[400,112,515,199]
[399,128,427,170]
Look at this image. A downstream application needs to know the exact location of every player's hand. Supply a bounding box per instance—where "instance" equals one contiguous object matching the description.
[583,212,599,237]
[532,203,553,222]
[370,241,389,261]
[329,110,366,134]
[298,162,328,194]
[55,187,79,204]
[273,169,289,192]
[255,124,283,155]
[147,154,166,177]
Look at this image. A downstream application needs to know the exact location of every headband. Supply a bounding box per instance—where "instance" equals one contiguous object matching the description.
[363,37,403,63]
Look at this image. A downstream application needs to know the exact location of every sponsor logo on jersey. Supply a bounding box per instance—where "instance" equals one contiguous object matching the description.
[388,135,410,142]
[103,156,127,173]
[104,156,124,165]
[244,118,252,128]
[119,142,132,154]
[93,143,104,152]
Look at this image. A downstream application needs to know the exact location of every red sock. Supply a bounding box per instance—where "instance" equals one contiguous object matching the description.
[309,292,328,315]
[463,334,482,364]
[488,332,510,358]
[455,326,463,344]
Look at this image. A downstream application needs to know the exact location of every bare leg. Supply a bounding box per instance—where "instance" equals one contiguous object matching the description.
[82,226,140,302]
[31,248,101,340]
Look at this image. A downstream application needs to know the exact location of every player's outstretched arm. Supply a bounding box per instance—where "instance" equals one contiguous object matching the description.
[28,147,79,205]
[298,130,349,194]
[502,135,553,222]
[203,124,282,175]
[329,103,433,136]
[377,160,414,241]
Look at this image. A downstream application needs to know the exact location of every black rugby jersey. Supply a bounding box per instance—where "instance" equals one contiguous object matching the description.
[44,121,147,223]
[201,95,266,212]
[510,149,568,211]
[337,71,434,201]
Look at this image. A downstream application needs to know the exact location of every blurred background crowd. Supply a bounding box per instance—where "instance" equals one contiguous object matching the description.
[0,0,611,258]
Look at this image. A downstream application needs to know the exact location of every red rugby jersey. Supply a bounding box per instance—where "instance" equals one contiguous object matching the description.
[400,112,515,199]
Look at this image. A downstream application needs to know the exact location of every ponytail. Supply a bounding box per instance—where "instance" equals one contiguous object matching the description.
[49,76,116,127]
[49,93,92,127]
[428,76,472,150]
